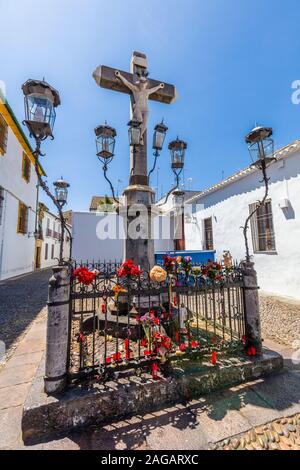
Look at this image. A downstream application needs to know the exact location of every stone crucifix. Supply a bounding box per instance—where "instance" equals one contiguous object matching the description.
[93,52,177,269]
[114,70,164,145]
[93,51,176,186]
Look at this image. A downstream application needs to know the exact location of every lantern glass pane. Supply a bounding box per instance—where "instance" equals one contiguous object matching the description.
[248,138,274,162]
[55,187,67,204]
[96,135,115,159]
[153,130,165,150]
[26,94,56,131]
[129,127,141,146]
[173,149,184,164]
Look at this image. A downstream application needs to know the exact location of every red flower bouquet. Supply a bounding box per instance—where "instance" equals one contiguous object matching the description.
[163,255,176,273]
[73,267,96,286]
[117,259,141,278]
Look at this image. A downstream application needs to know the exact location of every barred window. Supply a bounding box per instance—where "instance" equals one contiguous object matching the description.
[203,217,214,250]
[22,153,31,183]
[249,200,276,253]
[0,187,4,225]
[17,201,28,234]
[0,113,8,155]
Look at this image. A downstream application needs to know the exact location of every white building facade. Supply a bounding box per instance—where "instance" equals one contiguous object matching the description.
[0,96,71,280]
[37,204,71,269]
[0,96,42,280]
[184,140,300,300]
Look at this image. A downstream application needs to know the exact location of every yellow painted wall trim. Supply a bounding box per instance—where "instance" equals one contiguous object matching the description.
[0,97,45,176]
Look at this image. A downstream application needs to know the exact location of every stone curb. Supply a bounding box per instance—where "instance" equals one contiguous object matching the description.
[22,350,283,444]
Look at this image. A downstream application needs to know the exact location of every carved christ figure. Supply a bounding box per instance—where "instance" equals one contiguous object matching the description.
[115,70,164,145]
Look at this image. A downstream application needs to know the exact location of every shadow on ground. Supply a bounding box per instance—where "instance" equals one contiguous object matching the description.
[28,352,300,450]
[0,269,51,354]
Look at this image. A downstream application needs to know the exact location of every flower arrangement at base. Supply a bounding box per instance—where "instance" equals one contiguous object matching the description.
[153,332,172,363]
[112,284,127,300]
[73,267,96,285]
[163,255,176,273]
[201,260,223,282]
[150,265,167,283]
[117,259,141,278]
[177,256,193,276]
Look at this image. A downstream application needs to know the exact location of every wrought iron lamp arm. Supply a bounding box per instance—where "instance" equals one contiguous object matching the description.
[242,160,270,262]
[102,161,120,207]
[148,149,160,181]
[33,138,67,265]
[157,169,182,207]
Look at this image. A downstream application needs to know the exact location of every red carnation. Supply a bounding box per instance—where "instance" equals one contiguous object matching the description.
[246,346,257,356]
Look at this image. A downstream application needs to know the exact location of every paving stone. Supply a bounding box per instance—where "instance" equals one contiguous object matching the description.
[0,363,37,388]
[196,409,250,444]
[4,351,43,369]
[0,406,22,448]
[269,442,279,450]
[279,441,291,450]
[249,370,300,416]
[273,422,284,435]
[0,270,50,358]
[14,339,45,356]
[0,383,31,409]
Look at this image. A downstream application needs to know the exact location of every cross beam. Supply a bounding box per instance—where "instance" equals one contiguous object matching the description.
[93,65,176,105]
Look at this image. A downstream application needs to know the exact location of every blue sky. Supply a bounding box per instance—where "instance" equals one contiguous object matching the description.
[1,0,300,212]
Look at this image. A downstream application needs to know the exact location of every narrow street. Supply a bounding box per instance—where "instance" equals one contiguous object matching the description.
[0,269,51,359]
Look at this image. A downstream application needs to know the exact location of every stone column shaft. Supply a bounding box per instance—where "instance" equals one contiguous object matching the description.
[242,261,262,354]
[44,266,70,394]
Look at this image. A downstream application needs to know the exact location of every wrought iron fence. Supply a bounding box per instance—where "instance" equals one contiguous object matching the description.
[68,259,246,383]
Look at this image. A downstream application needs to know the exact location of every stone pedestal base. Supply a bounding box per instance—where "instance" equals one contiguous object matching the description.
[121,184,156,271]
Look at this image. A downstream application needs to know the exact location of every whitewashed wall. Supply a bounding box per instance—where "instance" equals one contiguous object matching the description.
[0,125,38,280]
[185,149,300,300]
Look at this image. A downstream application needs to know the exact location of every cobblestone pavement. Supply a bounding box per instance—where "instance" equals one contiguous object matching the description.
[213,414,300,450]
[0,269,51,361]
[260,292,300,347]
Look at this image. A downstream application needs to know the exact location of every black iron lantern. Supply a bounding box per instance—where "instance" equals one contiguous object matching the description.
[22,79,60,140]
[153,120,168,151]
[95,123,116,163]
[245,126,275,168]
[128,119,141,146]
[53,177,70,207]
[169,137,187,172]
[172,188,185,207]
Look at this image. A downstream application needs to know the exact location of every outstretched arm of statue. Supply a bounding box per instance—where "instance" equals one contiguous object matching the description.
[115,70,135,92]
[148,82,165,96]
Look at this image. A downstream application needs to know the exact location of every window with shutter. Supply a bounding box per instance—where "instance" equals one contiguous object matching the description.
[45,243,48,260]
[249,200,276,253]
[22,153,31,183]
[0,113,8,155]
[17,201,28,234]
[203,217,214,250]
